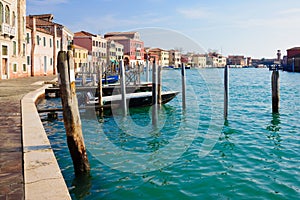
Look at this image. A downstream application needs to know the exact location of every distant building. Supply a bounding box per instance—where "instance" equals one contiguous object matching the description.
[106,39,124,65]
[148,48,169,67]
[73,31,107,71]
[285,47,300,72]
[192,54,206,68]
[0,0,26,79]
[205,52,226,67]
[104,32,144,66]
[169,50,181,68]
[227,55,246,68]
[26,14,73,76]
[72,44,88,73]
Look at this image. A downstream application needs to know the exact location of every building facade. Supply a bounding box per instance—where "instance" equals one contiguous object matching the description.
[26,14,73,76]
[192,54,206,68]
[73,31,107,72]
[227,55,246,68]
[72,44,88,73]
[169,49,181,68]
[286,47,300,72]
[0,0,27,79]
[104,32,144,66]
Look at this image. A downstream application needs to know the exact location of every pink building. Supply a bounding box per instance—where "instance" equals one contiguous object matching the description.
[73,31,107,69]
[104,32,144,66]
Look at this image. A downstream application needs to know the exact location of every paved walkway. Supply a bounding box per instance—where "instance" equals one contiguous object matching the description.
[0,75,56,200]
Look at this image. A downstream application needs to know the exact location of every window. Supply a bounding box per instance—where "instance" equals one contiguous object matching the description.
[57,40,60,49]
[13,41,16,55]
[23,64,26,72]
[37,35,40,45]
[50,38,52,48]
[23,43,25,56]
[5,5,10,24]
[2,45,8,55]
[27,56,31,65]
[43,37,46,46]
[26,33,30,44]
[12,11,16,26]
[50,58,53,66]
[13,63,17,73]
[0,2,3,24]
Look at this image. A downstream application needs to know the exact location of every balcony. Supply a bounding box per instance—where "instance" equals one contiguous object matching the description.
[1,23,16,38]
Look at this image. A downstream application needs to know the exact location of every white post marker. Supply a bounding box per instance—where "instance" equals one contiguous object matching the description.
[120,60,127,116]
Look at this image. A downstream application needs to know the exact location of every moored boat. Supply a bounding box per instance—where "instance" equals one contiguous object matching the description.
[86,91,179,108]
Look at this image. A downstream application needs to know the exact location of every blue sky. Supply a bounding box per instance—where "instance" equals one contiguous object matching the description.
[27,0,300,58]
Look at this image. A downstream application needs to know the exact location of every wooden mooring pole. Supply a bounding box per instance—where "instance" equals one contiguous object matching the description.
[272,67,280,113]
[98,62,103,115]
[146,58,149,82]
[224,65,229,119]
[157,65,162,105]
[181,63,186,110]
[120,60,127,116]
[57,51,90,176]
[152,59,158,126]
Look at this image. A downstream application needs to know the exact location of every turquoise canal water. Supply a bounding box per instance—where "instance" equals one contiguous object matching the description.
[38,68,300,199]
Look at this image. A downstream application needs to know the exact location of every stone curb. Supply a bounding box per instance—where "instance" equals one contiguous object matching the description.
[22,84,71,200]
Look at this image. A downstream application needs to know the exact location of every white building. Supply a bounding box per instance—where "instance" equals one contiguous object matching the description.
[26,14,73,76]
[192,54,207,68]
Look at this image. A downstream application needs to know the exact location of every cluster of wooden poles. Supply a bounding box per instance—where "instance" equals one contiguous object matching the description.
[56,50,280,176]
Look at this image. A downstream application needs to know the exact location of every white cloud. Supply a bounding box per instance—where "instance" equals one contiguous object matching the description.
[279,8,300,15]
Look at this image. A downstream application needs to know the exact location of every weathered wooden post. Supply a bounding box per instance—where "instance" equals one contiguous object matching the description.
[120,60,127,116]
[138,63,141,85]
[272,66,280,113]
[157,65,162,105]
[82,73,86,86]
[57,51,90,176]
[152,59,158,126]
[224,65,229,119]
[146,56,149,82]
[98,63,103,114]
[92,73,97,86]
[181,63,186,110]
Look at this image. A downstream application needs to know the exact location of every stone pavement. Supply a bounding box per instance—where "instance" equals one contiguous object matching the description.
[0,75,57,200]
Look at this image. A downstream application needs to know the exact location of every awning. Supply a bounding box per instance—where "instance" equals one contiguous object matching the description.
[110,60,118,64]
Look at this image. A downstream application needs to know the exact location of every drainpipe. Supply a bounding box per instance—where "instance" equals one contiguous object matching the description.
[53,24,57,75]
[30,16,36,77]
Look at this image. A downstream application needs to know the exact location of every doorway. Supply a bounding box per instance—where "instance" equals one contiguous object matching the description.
[2,58,8,79]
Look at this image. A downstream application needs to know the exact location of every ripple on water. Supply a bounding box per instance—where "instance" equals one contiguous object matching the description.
[39,69,300,199]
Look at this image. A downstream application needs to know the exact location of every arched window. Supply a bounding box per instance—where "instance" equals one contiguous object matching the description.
[12,11,16,26]
[5,5,10,24]
[0,2,3,24]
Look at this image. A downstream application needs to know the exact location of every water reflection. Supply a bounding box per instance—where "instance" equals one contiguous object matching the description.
[266,113,282,148]
[219,120,236,157]
[70,174,92,199]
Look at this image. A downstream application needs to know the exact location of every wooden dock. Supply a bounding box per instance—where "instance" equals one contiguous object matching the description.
[45,84,152,98]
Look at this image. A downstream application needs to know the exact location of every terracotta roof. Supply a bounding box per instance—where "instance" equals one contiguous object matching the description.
[105,36,130,40]
[28,14,54,21]
[74,31,96,37]
[287,47,300,51]
[104,31,138,39]
[26,16,63,28]
[150,48,164,51]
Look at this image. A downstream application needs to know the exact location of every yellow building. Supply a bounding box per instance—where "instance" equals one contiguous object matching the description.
[72,44,88,73]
